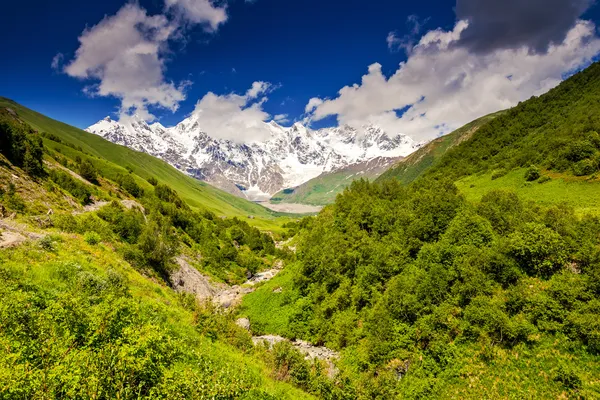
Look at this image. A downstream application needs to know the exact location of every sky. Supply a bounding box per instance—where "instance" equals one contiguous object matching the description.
[1,0,600,143]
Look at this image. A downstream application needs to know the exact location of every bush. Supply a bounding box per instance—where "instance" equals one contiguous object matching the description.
[78,159,99,183]
[566,140,596,162]
[538,175,552,184]
[0,115,45,177]
[572,158,597,176]
[38,235,57,252]
[84,231,101,245]
[116,173,143,198]
[491,169,507,180]
[524,165,540,181]
[507,223,569,278]
[48,169,93,205]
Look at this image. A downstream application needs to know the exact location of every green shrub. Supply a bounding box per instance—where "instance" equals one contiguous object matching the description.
[38,235,57,252]
[572,158,597,176]
[48,169,93,205]
[116,173,143,198]
[491,169,507,180]
[84,231,101,245]
[566,140,596,162]
[538,175,552,184]
[78,158,99,183]
[0,114,45,177]
[524,165,541,181]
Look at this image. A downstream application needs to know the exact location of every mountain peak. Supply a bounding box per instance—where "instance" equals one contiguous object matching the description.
[87,115,420,201]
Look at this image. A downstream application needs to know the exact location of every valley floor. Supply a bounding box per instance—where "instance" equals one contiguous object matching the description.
[257,201,323,214]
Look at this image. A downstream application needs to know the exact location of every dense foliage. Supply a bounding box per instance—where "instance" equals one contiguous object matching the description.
[266,178,600,397]
[0,109,44,177]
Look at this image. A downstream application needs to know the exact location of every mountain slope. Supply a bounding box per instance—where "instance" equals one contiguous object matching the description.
[86,115,419,200]
[0,98,289,228]
[271,156,402,206]
[0,110,323,399]
[377,112,503,184]
[378,62,600,213]
[422,62,600,183]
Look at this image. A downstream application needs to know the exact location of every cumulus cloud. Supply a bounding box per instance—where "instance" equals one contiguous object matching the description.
[307,19,600,142]
[164,0,227,31]
[191,81,276,142]
[62,0,228,121]
[456,0,594,54]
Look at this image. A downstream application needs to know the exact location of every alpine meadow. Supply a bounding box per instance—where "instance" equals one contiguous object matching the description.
[2,0,600,399]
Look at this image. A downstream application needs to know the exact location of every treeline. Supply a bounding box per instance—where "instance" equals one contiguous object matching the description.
[0,109,44,177]
[282,178,600,398]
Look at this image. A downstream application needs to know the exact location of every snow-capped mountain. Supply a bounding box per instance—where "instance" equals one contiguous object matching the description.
[86,115,420,201]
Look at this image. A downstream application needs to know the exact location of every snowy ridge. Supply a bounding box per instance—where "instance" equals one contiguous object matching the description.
[87,115,421,200]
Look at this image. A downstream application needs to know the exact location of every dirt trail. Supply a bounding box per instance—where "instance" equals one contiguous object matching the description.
[0,219,45,249]
[73,199,145,215]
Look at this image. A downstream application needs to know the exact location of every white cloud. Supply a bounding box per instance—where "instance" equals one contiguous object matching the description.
[51,53,64,71]
[305,97,323,113]
[386,32,404,53]
[63,3,185,121]
[191,81,276,142]
[62,0,229,121]
[307,20,600,141]
[273,114,290,124]
[164,0,227,31]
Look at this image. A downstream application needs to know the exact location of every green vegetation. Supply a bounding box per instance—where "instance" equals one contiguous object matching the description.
[0,104,330,398]
[422,62,600,183]
[271,160,395,206]
[455,168,600,215]
[0,108,44,177]
[0,97,294,231]
[377,112,502,184]
[245,179,600,398]
[0,232,314,399]
[242,63,600,398]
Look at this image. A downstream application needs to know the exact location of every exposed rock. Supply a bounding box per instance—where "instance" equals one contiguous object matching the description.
[235,318,251,331]
[0,231,27,248]
[170,256,216,301]
[252,335,340,378]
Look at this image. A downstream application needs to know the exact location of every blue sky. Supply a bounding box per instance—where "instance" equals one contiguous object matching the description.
[1,0,600,141]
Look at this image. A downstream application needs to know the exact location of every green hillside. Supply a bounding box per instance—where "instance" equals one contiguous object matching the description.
[377,112,502,184]
[271,158,398,206]
[423,62,600,184]
[379,62,600,214]
[0,97,291,231]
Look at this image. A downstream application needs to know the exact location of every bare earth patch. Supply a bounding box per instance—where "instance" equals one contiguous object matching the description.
[257,202,323,214]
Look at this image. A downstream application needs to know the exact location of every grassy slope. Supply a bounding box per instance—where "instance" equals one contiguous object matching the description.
[270,169,370,206]
[0,97,292,231]
[377,112,502,184]
[0,232,314,399]
[271,159,402,206]
[456,168,600,215]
